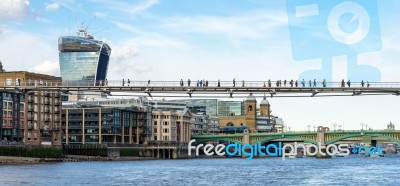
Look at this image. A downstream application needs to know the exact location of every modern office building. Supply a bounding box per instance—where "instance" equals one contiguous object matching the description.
[207,116,220,134]
[62,106,151,145]
[0,71,62,145]
[58,29,111,86]
[175,99,244,116]
[62,98,152,144]
[147,100,187,111]
[191,114,208,136]
[217,101,245,116]
[190,114,220,135]
[180,99,218,116]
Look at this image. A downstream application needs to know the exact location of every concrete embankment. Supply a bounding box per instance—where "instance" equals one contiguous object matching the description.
[0,156,43,165]
[63,155,156,162]
[0,155,158,165]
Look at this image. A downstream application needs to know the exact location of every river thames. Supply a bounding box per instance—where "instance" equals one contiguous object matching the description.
[1,155,399,185]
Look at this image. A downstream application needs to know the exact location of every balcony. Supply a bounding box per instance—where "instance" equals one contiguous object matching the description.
[67,125,82,129]
[85,117,100,122]
[27,125,33,130]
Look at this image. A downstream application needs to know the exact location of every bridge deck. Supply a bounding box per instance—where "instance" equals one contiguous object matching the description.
[1,82,399,98]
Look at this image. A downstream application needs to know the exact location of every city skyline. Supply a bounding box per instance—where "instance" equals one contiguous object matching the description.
[1,0,399,130]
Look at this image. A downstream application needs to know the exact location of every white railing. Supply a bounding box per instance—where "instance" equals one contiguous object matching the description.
[2,80,400,88]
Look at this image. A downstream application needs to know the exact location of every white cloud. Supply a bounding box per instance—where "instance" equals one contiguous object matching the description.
[0,29,59,74]
[161,10,287,39]
[89,0,158,18]
[114,21,188,49]
[45,2,60,12]
[112,45,138,59]
[115,22,143,34]
[0,0,30,20]
[130,0,158,14]
[108,44,153,79]
[30,61,60,76]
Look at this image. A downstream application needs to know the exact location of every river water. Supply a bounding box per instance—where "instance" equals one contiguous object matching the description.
[1,155,399,186]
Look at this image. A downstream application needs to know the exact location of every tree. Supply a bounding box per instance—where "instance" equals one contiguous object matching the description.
[0,60,5,72]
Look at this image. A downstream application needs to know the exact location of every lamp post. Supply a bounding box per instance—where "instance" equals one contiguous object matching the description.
[338,124,342,131]
[307,124,311,132]
[365,123,369,130]
[333,123,337,131]
[360,123,364,131]
[288,126,292,132]
[313,125,317,132]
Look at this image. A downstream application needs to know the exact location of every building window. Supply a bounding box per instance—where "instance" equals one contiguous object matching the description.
[154,121,157,125]
[6,79,12,86]
[154,128,157,133]
[248,105,253,112]
[154,136,157,140]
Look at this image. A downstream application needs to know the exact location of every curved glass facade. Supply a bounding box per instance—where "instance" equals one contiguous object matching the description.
[58,32,111,86]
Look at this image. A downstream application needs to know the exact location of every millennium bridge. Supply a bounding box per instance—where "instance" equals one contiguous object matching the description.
[1,80,400,98]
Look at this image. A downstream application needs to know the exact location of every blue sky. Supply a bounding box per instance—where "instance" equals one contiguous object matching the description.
[0,0,399,130]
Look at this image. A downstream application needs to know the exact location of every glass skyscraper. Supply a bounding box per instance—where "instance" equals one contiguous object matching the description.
[179,99,218,116]
[58,29,111,86]
[174,99,244,116]
[217,101,244,116]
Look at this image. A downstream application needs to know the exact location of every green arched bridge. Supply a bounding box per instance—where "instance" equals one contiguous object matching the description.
[192,129,400,145]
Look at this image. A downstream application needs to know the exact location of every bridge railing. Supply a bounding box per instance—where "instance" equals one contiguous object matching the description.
[326,129,400,133]
[192,129,400,137]
[2,80,400,88]
[193,130,315,137]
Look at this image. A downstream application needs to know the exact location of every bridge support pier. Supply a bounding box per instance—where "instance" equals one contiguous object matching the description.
[316,126,331,158]
[242,130,250,158]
